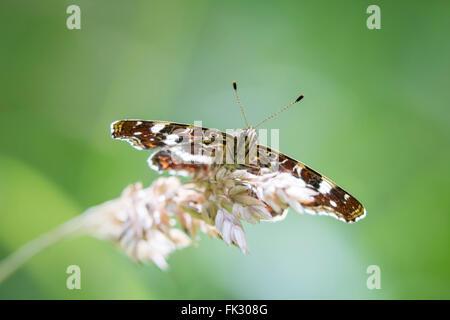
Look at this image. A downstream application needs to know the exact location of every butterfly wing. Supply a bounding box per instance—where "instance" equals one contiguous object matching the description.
[257,144,366,223]
[111,120,229,175]
[112,120,211,149]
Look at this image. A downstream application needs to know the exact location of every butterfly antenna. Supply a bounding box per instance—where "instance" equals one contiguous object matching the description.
[233,81,249,128]
[254,94,304,128]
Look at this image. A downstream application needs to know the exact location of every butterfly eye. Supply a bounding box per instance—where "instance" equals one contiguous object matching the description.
[202,137,212,145]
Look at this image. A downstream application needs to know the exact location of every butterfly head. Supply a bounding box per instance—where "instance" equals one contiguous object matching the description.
[230,127,259,165]
[232,127,258,144]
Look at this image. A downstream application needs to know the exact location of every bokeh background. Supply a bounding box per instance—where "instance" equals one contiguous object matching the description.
[0,0,449,299]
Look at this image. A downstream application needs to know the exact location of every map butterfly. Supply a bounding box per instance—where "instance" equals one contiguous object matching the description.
[111,82,366,223]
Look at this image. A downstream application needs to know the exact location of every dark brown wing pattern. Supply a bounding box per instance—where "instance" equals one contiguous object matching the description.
[260,145,365,223]
[111,120,226,150]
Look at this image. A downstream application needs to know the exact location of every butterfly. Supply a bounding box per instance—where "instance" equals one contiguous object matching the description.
[111,82,366,223]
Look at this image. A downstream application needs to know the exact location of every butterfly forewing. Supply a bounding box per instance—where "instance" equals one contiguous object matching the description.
[267,147,365,222]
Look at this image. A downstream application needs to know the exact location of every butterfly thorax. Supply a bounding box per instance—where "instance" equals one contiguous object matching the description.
[226,127,259,168]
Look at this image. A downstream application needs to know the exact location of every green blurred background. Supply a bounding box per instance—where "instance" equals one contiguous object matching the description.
[0,0,449,299]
